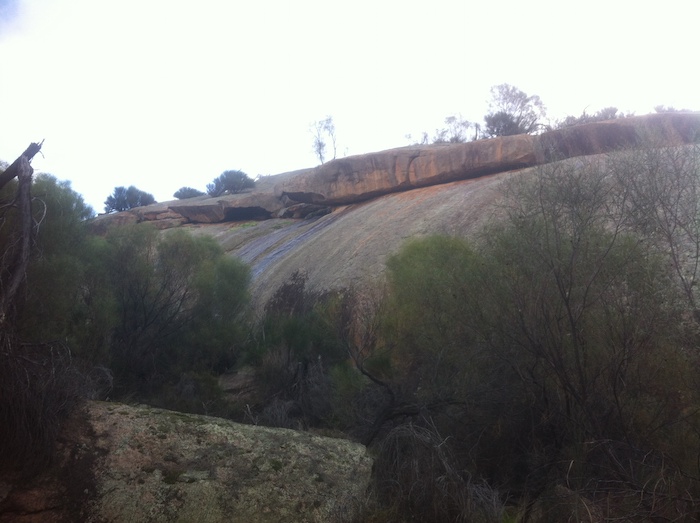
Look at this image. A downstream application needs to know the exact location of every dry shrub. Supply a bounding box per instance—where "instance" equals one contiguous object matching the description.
[0,335,87,477]
[370,422,503,523]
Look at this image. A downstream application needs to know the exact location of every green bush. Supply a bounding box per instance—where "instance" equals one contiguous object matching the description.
[173,186,205,199]
[109,227,249,395]
[0,173,94,477]
[14,175,95,344]
[244,272,351,429]
[206,170,255,197]
[372,151,700,518]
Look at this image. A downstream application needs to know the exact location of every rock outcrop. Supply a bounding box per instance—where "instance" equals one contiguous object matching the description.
[274,112,700,205]
[0,401,372,523]
[89,112,700,308]
[94,112,700,228]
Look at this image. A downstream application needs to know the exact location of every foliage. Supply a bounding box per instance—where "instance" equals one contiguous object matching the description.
[12,214,251,406]
[174,186,205,199]
[311,116,337,164]
[408,114,475,145]
[556,106,627,128]
[384,236,478,397]
[206,170,255,197]
[370,423,504,523]
[482,83,546,137]
[13,175,95,342]
[104,185,156,213]
[98,225,250,397]
[0,338,88,477]
[368,148,700,519]
[244,271,353,429]
[0,155,93,477]
[609,142,700,322]
[655,104,693,113]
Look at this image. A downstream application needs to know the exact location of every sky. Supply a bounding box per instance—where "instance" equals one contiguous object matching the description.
[0,0,698,212]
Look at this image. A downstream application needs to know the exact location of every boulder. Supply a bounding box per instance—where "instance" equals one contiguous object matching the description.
[0,401,372,523]
[168,198,226,223]
[90,210,139,235]
[275,134,538,205]
[169,193,286,224]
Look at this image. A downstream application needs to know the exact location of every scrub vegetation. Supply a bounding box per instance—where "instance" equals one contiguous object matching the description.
[3,137,700,521]
[243,141,700,521]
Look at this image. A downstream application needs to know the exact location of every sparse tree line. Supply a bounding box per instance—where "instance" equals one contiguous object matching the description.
[2,128,700,520]
[102,88,692,215]
[407,84,693,146]
[103,169,256,214]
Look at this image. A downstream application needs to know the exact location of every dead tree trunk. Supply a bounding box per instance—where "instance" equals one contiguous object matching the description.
[0,141,43,324]
[0,142,43,191]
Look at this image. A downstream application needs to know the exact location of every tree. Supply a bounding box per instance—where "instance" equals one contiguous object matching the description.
[311,116,337,164]
[0,143,90,476]
[0,142,44,320]
[206,170,255,197]
[482,83,546,137]
[104,185,156,213]
[174,186,205,199]
[375,152,700,518]
[556,106,627,128]
[610,141,700,323]
[409,114,474,144]
[14,175,95,342]
[654,105,693,113]
[478,159,698,507]
[98,225,250,396]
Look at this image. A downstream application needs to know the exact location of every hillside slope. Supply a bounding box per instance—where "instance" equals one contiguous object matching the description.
[93,112,700,307]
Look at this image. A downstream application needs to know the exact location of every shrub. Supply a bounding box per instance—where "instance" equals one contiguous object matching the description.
[556,106,626,128]
[75,225,251,401]
[369,423,504,522]
[104,185,156,212]
[372,150,700,518]
[0,337,87,477]
[206,170,255,197]
[245,272,350,429]
[174,186,205,199]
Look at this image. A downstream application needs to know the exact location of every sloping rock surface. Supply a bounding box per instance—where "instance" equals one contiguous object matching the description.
[0,402,372,523]
[90,113,700,308]
[208,173,508,309]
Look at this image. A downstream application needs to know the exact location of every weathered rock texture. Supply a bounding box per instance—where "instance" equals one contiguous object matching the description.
[93,113,700,228]
[0,401,372,523]
[275,112,700,205]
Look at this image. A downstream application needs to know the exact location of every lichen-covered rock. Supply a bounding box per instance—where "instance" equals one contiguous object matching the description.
[0,401,372,523]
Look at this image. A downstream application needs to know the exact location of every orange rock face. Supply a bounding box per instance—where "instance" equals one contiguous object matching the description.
[93,113,700,229]
[275,112,700,205]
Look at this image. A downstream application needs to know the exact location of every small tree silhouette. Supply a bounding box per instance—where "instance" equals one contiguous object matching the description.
[104,186,156,212]
[174,187,205,199]
[206,170,255,197]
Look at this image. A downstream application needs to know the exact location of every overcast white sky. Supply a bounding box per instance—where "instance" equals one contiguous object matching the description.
[0,0,698,211]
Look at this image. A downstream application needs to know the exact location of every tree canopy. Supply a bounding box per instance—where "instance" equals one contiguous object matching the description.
[482,83,546,137]
[174,186,205,199]
[206,170,255,197]
[104,185,156,213]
